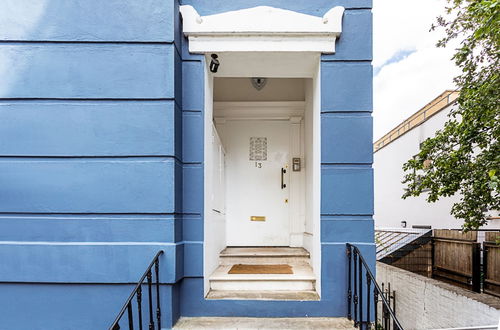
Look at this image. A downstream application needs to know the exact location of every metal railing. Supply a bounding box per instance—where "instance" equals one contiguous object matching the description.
[346,244,404,330]
[109,250,164,330]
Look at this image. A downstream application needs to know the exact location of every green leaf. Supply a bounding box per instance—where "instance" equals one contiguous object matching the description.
[402,0,500,230]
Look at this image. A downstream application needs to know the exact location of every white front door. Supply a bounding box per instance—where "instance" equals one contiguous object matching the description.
[222,120,290,246]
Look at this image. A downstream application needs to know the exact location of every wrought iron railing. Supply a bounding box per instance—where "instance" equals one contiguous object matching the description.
[109,250,164,330]
[346,243,404,330]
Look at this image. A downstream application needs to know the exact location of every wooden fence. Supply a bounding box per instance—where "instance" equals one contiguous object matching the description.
[432,229,481,292]
[483,232,500,297]
[379,229,500,296]
[392,242,432,277]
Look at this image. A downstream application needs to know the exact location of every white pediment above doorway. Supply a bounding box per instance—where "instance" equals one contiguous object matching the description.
[180,5,345,53]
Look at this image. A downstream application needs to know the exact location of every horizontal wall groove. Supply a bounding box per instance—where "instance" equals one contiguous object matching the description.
[321,165,372,169]
[0,155,180,160]
[0,214,176,219]
[182,109,203,113]
[0,98,175,102]
[321,242,375,245]
[0,241,199,247]
[321,214,373,217]
[321,219,373,222]
[0,212,202,217]
[321,59,372,63]
[345,7,373,10]
[0,212,182,217]
[321,111,372,114]
[321,215,373,220]
[0,40,174,45]
[0,281,177,285]
[0,241,177,245]
[0,156,182,163]
[321,163,372,166]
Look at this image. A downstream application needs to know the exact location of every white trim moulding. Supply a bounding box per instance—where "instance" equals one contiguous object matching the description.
[214,101,305,120]
[180,5,345,53]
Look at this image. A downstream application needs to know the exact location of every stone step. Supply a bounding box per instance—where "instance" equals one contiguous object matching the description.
[210,247,317,299]
[221,247,310,257]
[173,317,357,329]
[206,290,320,300]
[219,255,310,265]
[219,247,311,265]
[209,264,316,291]
[211,279,314,291]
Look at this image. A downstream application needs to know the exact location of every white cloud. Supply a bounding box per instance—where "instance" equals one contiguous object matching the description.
[373,0,460,139]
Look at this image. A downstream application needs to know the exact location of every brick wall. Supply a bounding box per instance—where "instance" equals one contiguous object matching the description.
[377,262,500,329]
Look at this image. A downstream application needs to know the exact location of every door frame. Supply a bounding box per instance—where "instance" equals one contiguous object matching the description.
[214,101,306,247]
[203,57,322,296]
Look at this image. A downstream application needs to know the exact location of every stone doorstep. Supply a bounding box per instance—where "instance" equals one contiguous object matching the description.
[219,256,311,266]
[172,317,357,330]
[210,264,316,281]
[209,264,316,291]
[220,247,310,258]
[208,247,319,300]
[205,290,320,300]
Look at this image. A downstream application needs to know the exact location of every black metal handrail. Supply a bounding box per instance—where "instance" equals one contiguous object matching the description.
[346,243,404,330]
[109,250,164,330]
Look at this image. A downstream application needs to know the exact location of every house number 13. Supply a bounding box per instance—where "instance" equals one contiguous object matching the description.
[255,162,262,168]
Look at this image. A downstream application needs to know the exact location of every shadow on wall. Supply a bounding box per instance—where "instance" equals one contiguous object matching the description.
[0,0,172,98]
[0,1,47,96]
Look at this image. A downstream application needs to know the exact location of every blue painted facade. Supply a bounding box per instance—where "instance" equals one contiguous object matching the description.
[0,1,373,329]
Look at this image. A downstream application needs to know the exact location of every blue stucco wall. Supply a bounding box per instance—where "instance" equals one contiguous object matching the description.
[176,0,375,321]
[0,0,373,329]
[0,1,183,329]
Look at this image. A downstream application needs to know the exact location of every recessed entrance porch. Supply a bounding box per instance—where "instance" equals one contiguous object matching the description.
[204,72,321,299]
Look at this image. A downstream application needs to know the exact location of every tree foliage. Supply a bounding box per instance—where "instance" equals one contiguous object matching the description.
[402,0,500,230]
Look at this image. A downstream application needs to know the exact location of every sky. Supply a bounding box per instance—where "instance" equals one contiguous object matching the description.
[372,0,460,140]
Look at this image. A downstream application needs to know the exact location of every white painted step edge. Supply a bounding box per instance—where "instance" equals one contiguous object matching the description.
[210,274,316,281]
[210,280,314,291]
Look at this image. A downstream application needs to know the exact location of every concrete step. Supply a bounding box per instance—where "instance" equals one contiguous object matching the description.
[209,247,318,299]
[209,264,315,291]
[206,290,320,300]
[219,247,311,265]
[220,255,310,265]
[173,317,357,329]
[221,247,310,257]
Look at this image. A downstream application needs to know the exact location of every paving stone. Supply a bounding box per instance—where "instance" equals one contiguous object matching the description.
[173,317,357,330]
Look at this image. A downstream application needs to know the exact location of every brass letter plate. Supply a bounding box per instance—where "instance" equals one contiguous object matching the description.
[250,216,266,221]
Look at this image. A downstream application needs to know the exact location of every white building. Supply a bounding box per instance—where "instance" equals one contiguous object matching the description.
[374,90,500,230]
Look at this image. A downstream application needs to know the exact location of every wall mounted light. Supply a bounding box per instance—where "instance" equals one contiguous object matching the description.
[209,54,220,73]
[251,77,267,91]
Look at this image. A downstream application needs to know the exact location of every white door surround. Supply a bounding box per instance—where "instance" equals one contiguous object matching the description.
[180,5,345,53]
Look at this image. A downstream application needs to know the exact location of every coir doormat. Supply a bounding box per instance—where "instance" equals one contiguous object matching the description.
[228,264,293,274]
